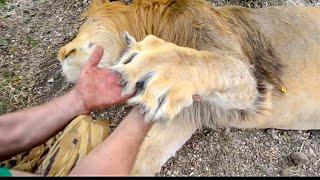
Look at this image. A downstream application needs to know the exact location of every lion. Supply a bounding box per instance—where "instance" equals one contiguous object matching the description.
[57,0,320,175]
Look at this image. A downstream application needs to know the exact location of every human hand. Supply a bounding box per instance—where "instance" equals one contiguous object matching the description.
[72,45,130,113]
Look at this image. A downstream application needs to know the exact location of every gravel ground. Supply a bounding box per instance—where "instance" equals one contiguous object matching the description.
[1,0,320,176]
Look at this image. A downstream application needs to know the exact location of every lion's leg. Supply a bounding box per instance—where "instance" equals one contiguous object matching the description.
[130,117,198,176]
[111,34,259,123]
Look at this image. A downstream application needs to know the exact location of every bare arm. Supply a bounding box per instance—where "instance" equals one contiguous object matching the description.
[2,107,152,177]
[0,45,153,176]
[0,89,86,161]
[0,45,126,161]
[69,107,152,176]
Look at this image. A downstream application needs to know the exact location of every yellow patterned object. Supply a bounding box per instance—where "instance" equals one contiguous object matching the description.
[35,115,110,176]
[0,138,56,172]
[0,115,110,176]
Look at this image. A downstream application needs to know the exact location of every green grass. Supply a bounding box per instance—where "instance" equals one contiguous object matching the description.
[26,36,39,48]
[256,165,268,176]
[0,36,9,47]
[0,0,6,7]
[280,133,292,144]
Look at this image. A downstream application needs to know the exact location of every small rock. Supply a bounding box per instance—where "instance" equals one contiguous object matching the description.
[266,128,278,139]
[48,78,54,83]
[290,152,309,165]
[177,156,184,162]
[25,28,31,34]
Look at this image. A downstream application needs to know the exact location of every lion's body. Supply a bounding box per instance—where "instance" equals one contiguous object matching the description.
[246,7,320,130]
[57,0,320,175]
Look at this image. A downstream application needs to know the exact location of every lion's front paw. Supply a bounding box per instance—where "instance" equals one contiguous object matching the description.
[112,60,195,122]
[110,33,198,122]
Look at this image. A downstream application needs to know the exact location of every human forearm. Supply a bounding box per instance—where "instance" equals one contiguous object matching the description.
[0,45,129,164]
[69,107,152,176]
[0,89,86,160]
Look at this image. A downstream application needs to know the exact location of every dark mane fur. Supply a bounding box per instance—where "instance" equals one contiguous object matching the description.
[218,7,284,93]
